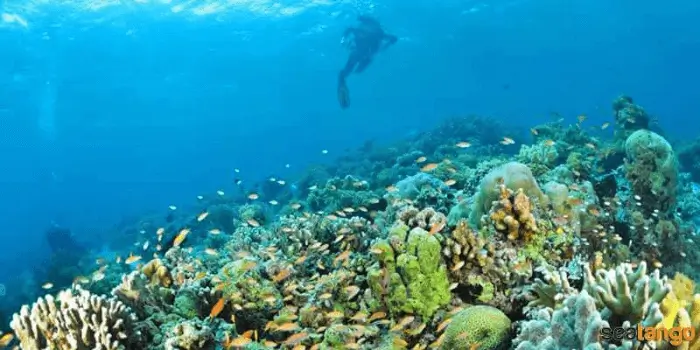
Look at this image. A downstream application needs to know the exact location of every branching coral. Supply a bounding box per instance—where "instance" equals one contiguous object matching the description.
[488,185,538,242]
[583,261,668,326]
[442,220,521,308]
[11,285,143,350]
[470,162,548,227]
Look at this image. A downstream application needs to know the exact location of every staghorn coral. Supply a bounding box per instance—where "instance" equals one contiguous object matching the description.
[513,290,634,350]
[367,223,451,319]
[520,266,578,313]
[10,285,143,350]
[440,305,511,350]
[583,261,668,326]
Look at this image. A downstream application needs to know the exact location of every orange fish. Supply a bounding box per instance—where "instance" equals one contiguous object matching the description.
[421,163,439,172]
[173,228,190,247]
[210,298,226,318]
[429,220,446,235]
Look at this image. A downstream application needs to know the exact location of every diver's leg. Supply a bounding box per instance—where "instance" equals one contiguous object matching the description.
[354,56,373,73]
[339,53,359,85]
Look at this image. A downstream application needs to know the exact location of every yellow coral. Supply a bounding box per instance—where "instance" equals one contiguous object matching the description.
[488,186,538,242]
[141,258,173,287]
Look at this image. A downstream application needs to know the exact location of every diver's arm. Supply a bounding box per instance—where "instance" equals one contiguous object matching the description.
[380,33,398,51]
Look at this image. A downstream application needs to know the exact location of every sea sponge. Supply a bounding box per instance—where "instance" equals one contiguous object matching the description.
[367,225,451,319]
[441,305,511,350]
[624,129,679,214]
[469,162,548,227]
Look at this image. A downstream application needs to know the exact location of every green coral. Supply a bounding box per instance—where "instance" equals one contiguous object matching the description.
[173,287,200,319]
[368,224,451,319]
[441,305,511,350]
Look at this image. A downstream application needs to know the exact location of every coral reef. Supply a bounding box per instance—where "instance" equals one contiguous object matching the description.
[6,96,700,350]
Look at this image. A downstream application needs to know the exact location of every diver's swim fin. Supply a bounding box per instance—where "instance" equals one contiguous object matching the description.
[338,80,350,109]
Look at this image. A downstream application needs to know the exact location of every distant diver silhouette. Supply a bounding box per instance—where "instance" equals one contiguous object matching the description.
[337,15,398,109]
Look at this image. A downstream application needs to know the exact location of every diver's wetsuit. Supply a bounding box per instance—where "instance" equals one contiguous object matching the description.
[337,16,397,109]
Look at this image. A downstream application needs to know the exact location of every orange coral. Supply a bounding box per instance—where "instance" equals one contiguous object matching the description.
[489,185,538,241]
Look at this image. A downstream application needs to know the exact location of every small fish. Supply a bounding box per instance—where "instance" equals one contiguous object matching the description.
[197,211,209,222]
[41,282,54,289]
[125,253,142,264]
[197,195,204,200]
[248,193,259,200]
[577,114,587,123]
[601,122,610,130]
[585,143,596,150]
[173,228,190,247]
[543,139,556,147]
[272,268,292,283]
[210,298,226,318]
[444,179,457,186]
[276,322,301,332]
[368,311,386,322]
[205,248,218,256]
[429,220,446,235]
[156,227,165,235]
[415,156,427,163]
[208,228,221,235]
[216,190,225,196]
[421,163,439,172]
[530,128,539,135]
[290,203,302,210]
[269,200,279,205]
[451,261,465,271]
[385,185,398,192]
[436,318,453,333]
[0,333,14,347]
[168,205,177,210]
[284,332,308,344]
[500,137,515,145]
[246,219,261,227]
[455,141,471,148]
[321,149,329,154]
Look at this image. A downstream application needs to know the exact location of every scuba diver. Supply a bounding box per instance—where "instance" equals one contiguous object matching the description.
[337,15,398,109]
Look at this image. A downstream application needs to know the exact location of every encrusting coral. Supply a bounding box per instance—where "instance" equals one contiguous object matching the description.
[10,285,143,350]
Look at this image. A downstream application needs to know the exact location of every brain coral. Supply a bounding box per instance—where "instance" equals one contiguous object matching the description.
[441,305,511,350]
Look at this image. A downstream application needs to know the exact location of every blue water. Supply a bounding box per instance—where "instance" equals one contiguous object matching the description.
[1,0,699,305]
